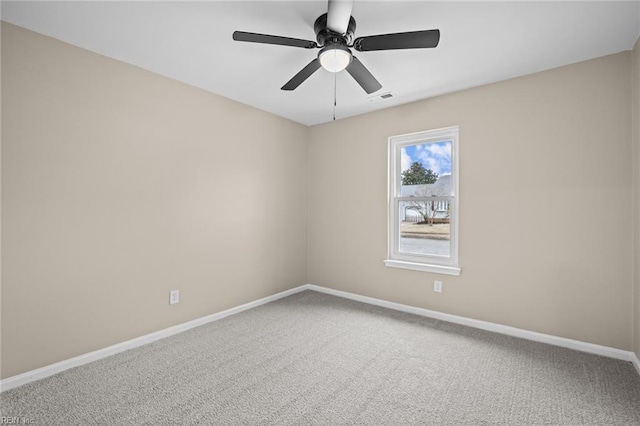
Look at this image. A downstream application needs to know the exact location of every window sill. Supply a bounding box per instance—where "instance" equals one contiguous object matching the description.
[384,259,461,276]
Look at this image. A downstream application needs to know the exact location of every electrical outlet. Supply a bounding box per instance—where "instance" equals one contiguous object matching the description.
[434,280,443,293]
[169,290,180,305]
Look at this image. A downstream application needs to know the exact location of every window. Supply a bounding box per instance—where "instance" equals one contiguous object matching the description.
[385,126,460,276]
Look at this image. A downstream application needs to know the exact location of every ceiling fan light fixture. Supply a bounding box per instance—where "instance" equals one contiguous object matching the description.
[318,45,352,73]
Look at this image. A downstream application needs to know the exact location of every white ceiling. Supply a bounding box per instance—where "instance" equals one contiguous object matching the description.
[2,1,639,126]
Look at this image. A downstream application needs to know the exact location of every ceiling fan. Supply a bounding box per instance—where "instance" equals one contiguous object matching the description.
[232,0,440,94]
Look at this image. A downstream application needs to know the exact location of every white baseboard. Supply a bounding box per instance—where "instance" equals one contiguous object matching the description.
[0,285,308,393]
[303,284,640,372]
[632,353,640,376]
[3,283,639,392]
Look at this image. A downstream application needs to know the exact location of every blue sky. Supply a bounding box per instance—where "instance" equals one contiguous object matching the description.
[401,141,452,177]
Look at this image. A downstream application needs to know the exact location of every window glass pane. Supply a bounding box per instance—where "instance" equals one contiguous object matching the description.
[399,200,451,257]
[400,141,453,197]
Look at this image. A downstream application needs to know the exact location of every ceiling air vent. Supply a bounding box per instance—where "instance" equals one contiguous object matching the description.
[367,92,394,102]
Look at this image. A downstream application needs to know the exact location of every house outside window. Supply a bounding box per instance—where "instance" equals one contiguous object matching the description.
[385,126,460,276]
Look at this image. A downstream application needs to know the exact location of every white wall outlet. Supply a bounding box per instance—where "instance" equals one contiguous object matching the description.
[169,290,179,305]
[434,280,443,293]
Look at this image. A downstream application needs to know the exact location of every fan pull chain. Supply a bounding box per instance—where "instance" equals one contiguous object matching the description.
[333,71,337,121]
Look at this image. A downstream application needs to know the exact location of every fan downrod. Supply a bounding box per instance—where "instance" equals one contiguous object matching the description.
[314,13,356,47]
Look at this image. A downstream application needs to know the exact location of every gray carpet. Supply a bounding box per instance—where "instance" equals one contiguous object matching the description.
[1,290,640,425]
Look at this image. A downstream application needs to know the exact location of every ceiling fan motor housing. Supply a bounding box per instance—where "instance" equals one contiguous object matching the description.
[314,13,356,47]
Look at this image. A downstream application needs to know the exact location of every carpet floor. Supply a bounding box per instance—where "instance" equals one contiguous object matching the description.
[1,290,640,425]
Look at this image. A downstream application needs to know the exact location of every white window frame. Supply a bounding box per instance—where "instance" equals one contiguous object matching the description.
[384,126,461,276]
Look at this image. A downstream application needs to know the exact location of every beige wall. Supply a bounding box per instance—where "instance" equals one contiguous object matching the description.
[308,52,634,350]
[1,23,308,378]
[633,38,640,359]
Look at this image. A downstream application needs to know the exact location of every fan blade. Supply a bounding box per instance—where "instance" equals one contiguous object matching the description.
[281,59,322,91]
[326,0,353,34]
[353,29,440,52]
[346,57,382,94]
[233,31,317,49]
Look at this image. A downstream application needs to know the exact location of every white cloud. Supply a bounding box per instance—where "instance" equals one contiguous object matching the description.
[401,148,412,172]
[424,142,451,160]
[415,142,451,175]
